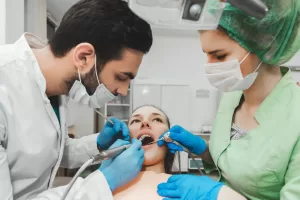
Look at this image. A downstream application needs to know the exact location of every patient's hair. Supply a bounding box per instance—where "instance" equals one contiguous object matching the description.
[131,105,175,174]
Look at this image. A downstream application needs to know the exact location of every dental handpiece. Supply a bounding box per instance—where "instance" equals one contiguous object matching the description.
[94,144,132,162]
[162,132,204,175]
[94,134,147,162]
[162,132,189,153]
[223,0,268,19]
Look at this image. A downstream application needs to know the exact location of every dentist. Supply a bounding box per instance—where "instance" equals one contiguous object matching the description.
[158,0,300,199]
[0,0,152,199]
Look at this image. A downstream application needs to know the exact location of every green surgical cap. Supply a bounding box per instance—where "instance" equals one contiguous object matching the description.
[219,0,300,65]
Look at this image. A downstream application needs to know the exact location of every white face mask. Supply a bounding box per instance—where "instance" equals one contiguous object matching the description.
[68,55,116,108]
[204,52,262,92]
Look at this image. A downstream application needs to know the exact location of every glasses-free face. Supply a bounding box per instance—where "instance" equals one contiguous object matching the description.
[129,106,169,167]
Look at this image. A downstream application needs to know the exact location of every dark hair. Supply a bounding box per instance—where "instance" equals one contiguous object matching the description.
[48,0,152,69]
[131,105,175,174]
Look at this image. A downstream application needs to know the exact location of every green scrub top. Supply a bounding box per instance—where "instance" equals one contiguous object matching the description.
[207,67,300,200]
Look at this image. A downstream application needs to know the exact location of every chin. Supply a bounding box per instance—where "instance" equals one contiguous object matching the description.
[143,146,165,166]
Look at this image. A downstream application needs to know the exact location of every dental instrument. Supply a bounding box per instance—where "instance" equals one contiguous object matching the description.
[61,143,131,200]
[61,111,130,200]
[147,138,164,145]
[162,132,205,175]
[94,109,114,125]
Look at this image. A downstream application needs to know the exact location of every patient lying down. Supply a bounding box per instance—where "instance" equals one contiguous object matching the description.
[113,105,175,200]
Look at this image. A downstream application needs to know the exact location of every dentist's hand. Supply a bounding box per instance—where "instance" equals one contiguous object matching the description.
[99,139,144,192]
[157,175,224,200]
[97,117,130,149]
[158,125,207,155]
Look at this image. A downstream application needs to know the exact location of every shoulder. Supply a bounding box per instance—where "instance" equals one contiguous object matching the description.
[280,81,300,117]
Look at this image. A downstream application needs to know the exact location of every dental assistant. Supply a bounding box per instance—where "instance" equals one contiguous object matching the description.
[0,0,152,199]
[157,0,300,199]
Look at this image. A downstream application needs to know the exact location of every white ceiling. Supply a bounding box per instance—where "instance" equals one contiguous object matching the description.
[47,0,78,23]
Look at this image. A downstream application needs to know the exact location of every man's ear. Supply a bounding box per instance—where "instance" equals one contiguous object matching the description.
[72,43,95,74]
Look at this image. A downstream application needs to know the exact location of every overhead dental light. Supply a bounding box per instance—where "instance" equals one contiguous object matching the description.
[128,0,268,30]
[128,0,225,30]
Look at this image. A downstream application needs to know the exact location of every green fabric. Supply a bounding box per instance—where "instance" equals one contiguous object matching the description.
[202,159,218,174]
[219,0,300,65]
[49,96,60,123]
[209,68,300,199]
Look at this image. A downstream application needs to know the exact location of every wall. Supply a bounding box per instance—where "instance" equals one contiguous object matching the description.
[0,0,24,45]
[0,1,6,45]
[25,0,47,40]
[138,29,208,86]
[285,52,300,81]
[135,29,220,131]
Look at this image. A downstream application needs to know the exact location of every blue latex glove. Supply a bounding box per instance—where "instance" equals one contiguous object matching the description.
[99,139,130,170]
[99,138,144,192]
[97,117,130,149]
[158,125,207,155]
[157,175,224,200]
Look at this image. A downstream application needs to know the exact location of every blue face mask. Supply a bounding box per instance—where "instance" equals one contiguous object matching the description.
[68,55,115,108]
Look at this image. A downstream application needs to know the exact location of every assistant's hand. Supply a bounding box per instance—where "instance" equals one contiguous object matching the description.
[99,138,144,192]
[158,125,207,155]
[97,117,130,149]
[157,175,224,200]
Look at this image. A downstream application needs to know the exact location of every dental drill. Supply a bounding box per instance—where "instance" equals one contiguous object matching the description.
[61,143,132,200]
[61,112,131,200]
[149,132,205,175]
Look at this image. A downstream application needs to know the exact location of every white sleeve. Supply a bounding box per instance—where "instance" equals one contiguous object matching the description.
[0,108,14,200]
[36,170,113,200]
[0,139,14,200]
[60,134,100,169]
[1,147,113,200]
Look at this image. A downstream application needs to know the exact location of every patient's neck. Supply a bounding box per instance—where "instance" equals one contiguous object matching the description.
[142,161,165,174]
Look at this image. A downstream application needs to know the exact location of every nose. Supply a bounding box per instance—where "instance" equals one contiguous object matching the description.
[116,84,130,96]
[206,56,214,64]
[140,121,151,129]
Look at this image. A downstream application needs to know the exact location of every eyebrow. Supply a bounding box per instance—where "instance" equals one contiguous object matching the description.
[122,72,135,80]
[202,49,224,54]
[131,114,141,118]
[130,113,164,119]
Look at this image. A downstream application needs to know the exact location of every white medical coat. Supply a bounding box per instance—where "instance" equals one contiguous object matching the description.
[0,33,113,200]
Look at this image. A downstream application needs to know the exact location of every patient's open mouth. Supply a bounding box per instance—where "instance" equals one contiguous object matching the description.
[138,134,154,146]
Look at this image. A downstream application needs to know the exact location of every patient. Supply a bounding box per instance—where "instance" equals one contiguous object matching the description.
[113,105,175,200]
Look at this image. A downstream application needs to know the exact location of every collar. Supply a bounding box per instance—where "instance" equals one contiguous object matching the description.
[227,67,293,123]
[13,33,50,103]
[254,67,294,123]
[219,67,295,123]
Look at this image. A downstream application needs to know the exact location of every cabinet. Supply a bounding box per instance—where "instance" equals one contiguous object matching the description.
[133,84,190,128]
[96,83,133,132]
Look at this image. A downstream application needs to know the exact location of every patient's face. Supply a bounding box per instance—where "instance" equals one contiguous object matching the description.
[129,106,169,166]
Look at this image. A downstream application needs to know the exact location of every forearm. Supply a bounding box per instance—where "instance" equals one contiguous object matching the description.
[218,186,247,200]
[61,134,99,169]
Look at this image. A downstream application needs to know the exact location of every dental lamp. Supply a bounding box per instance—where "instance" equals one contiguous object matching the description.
[127,0,268,30]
